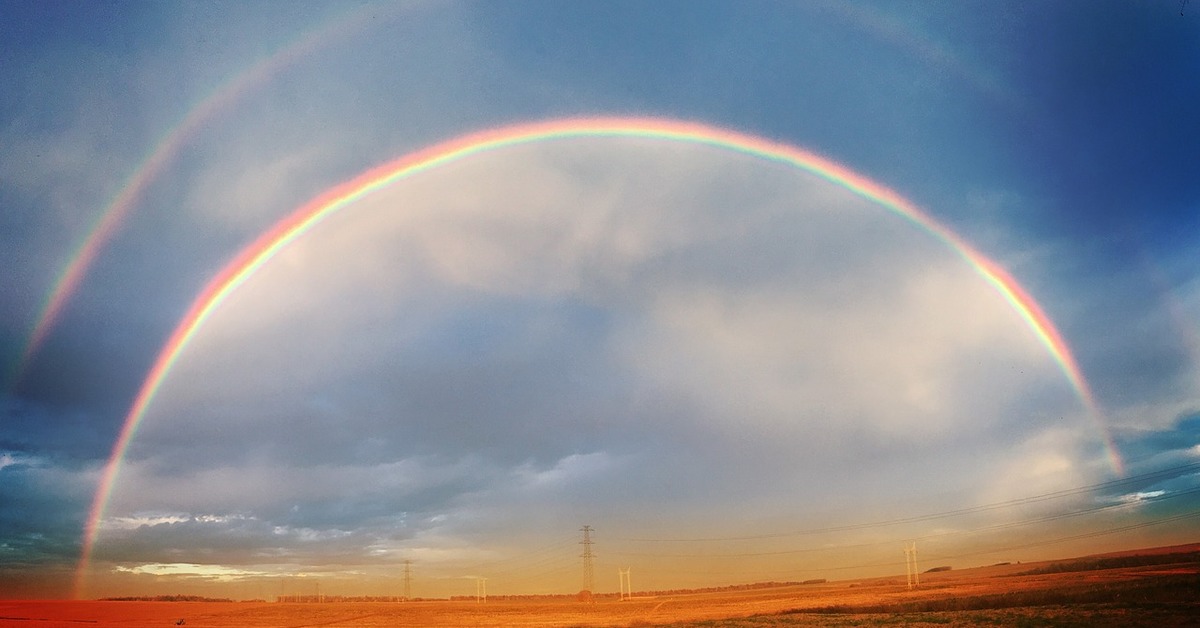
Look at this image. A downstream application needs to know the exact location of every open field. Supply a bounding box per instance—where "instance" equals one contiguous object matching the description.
[4,544,1197,627]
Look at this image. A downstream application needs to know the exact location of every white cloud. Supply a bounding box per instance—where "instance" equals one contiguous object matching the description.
[102,514,190,531]
[977,427,1091,513]
[513,452,616,489]
[184,143,337,233]
[623,257,1055,440]
[1117,490,1166,504]
[114,562,269,581]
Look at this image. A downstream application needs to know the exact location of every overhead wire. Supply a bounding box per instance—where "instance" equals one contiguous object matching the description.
[394,460,1200,593]
[613,460,1200,543]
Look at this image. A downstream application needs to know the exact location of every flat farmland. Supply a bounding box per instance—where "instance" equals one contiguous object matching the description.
[4,547,1198,627]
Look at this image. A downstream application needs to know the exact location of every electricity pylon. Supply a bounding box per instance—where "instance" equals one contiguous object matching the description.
[580,525,596,595]
[618,568,631,601]
[904,541,920,590]
[403,559,412,601]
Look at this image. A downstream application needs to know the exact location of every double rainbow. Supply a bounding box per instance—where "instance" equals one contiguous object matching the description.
[73,117,1121,597]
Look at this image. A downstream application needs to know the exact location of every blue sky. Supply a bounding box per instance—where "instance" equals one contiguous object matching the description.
[1,0,1198,599]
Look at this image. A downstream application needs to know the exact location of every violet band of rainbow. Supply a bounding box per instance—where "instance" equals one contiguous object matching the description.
[73,117,1122,598]
[14,4,383,385]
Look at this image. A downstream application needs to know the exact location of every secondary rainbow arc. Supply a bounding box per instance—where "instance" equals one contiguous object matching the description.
[73,116,1122,598]
[13,4,385,385]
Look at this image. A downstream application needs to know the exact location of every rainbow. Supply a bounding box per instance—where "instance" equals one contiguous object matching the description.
[13,4,387,386]
[72,116,1122,597]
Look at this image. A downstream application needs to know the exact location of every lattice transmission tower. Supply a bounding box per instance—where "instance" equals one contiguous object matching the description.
[579,525,596,594]
[403,559,412,601]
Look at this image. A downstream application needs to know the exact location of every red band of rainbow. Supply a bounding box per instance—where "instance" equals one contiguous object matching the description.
[13,4,384,385]
[73,117,1121,598]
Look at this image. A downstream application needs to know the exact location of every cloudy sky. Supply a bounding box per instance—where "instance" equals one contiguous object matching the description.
[2,0,1199,600]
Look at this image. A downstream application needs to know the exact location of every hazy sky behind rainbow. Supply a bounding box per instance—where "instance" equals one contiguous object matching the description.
[1,0,1198,600]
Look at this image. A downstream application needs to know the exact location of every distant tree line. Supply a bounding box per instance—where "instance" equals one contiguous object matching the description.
[1010,551,1200,577]
[633,581,804,597]
[277,595,416,603]
[101,595,232,602]
[443,581,812,603]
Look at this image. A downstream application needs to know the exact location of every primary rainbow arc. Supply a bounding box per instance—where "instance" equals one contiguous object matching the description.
[73,116,1121,598]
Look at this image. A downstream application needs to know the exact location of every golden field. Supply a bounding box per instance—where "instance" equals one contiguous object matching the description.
[3,544,1197,627]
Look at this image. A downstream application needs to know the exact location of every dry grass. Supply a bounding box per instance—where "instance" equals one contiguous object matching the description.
[2,550,1197,627]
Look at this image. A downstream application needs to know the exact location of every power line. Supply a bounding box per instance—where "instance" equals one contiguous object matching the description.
[920,509,1200,563]
[631,506,1200,582]
[471,537,579,581]
[346,506,1200,597]
[605,484,1200,559]
[830,507,1200,576]
[473,537,576,568]
[369,461,1199,595]
[614,461,1200,543]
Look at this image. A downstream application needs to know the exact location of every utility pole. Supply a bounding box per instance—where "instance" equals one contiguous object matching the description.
[618,568,631,601]
[403,559,412,601]
[579,525,596,595]
[475,577,487,603]
[904,541,920,590]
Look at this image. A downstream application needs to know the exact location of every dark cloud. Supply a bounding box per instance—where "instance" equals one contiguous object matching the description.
[1118,412,1200,468]
[0,454,89,567]
[0,396,114,464]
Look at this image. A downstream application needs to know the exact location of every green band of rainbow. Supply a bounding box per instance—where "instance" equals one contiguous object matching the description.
[73,117,1121,597]
[13,5,381,386]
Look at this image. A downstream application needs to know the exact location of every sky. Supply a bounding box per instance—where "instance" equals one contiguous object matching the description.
[1,0,1199,601]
